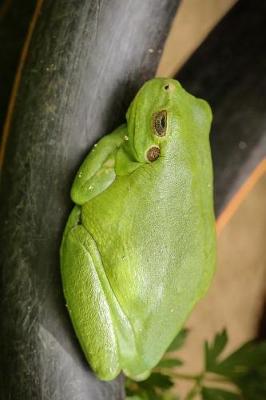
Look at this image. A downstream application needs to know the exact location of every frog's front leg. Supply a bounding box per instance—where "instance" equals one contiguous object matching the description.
[60,206,121,380]
[71,125,126,205]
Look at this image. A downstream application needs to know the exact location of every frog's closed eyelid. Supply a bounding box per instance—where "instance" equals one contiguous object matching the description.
[152,110,167,137]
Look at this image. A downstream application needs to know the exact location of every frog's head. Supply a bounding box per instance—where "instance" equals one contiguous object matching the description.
[126,78,212,163]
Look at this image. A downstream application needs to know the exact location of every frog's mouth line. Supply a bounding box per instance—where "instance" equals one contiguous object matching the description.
[127,102,140,162]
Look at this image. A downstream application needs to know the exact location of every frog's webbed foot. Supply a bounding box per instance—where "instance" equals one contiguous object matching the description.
[60,215,120,380]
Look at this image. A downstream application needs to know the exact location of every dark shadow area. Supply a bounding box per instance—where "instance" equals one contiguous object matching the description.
[0,0,36,133]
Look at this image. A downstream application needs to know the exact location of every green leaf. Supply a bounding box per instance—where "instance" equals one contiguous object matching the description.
[138,373,174,391]
[204,336,266,400]
[213,341,266,378]
[219,341,266,400]
[205,329,228,371]
[141,387,163,400]
[156,358,183,368]
[125,379,140,397]
[161,394,180,400]
[126,390,158,400]
[201,387,241,400]
[166,329,189,352]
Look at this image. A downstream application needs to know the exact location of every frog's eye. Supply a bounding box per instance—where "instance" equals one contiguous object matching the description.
[146,146,160,162]
[152,110,167,137]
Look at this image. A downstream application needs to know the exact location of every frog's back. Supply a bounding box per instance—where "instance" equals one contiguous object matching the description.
[82,147,216,372]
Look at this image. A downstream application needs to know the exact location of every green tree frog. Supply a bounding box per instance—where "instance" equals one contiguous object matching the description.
[60,78,216,381]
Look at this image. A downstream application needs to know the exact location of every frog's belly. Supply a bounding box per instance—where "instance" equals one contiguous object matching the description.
[82,165,215,365]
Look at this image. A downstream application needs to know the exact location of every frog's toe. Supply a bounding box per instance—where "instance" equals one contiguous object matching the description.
[123,369,151,381]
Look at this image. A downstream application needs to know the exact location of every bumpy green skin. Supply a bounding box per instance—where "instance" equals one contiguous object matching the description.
[60,78,216,381]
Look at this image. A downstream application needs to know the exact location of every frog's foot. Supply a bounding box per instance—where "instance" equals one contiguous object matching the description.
[60,222,120,380]
[124,369,151,382]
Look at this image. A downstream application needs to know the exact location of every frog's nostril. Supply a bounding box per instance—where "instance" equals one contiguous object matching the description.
[163,82,175,92]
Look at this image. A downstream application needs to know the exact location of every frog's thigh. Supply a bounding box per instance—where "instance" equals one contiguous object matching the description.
[61,225,120,380]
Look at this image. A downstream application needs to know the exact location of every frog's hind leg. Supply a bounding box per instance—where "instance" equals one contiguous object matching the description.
[60,211,120,380]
